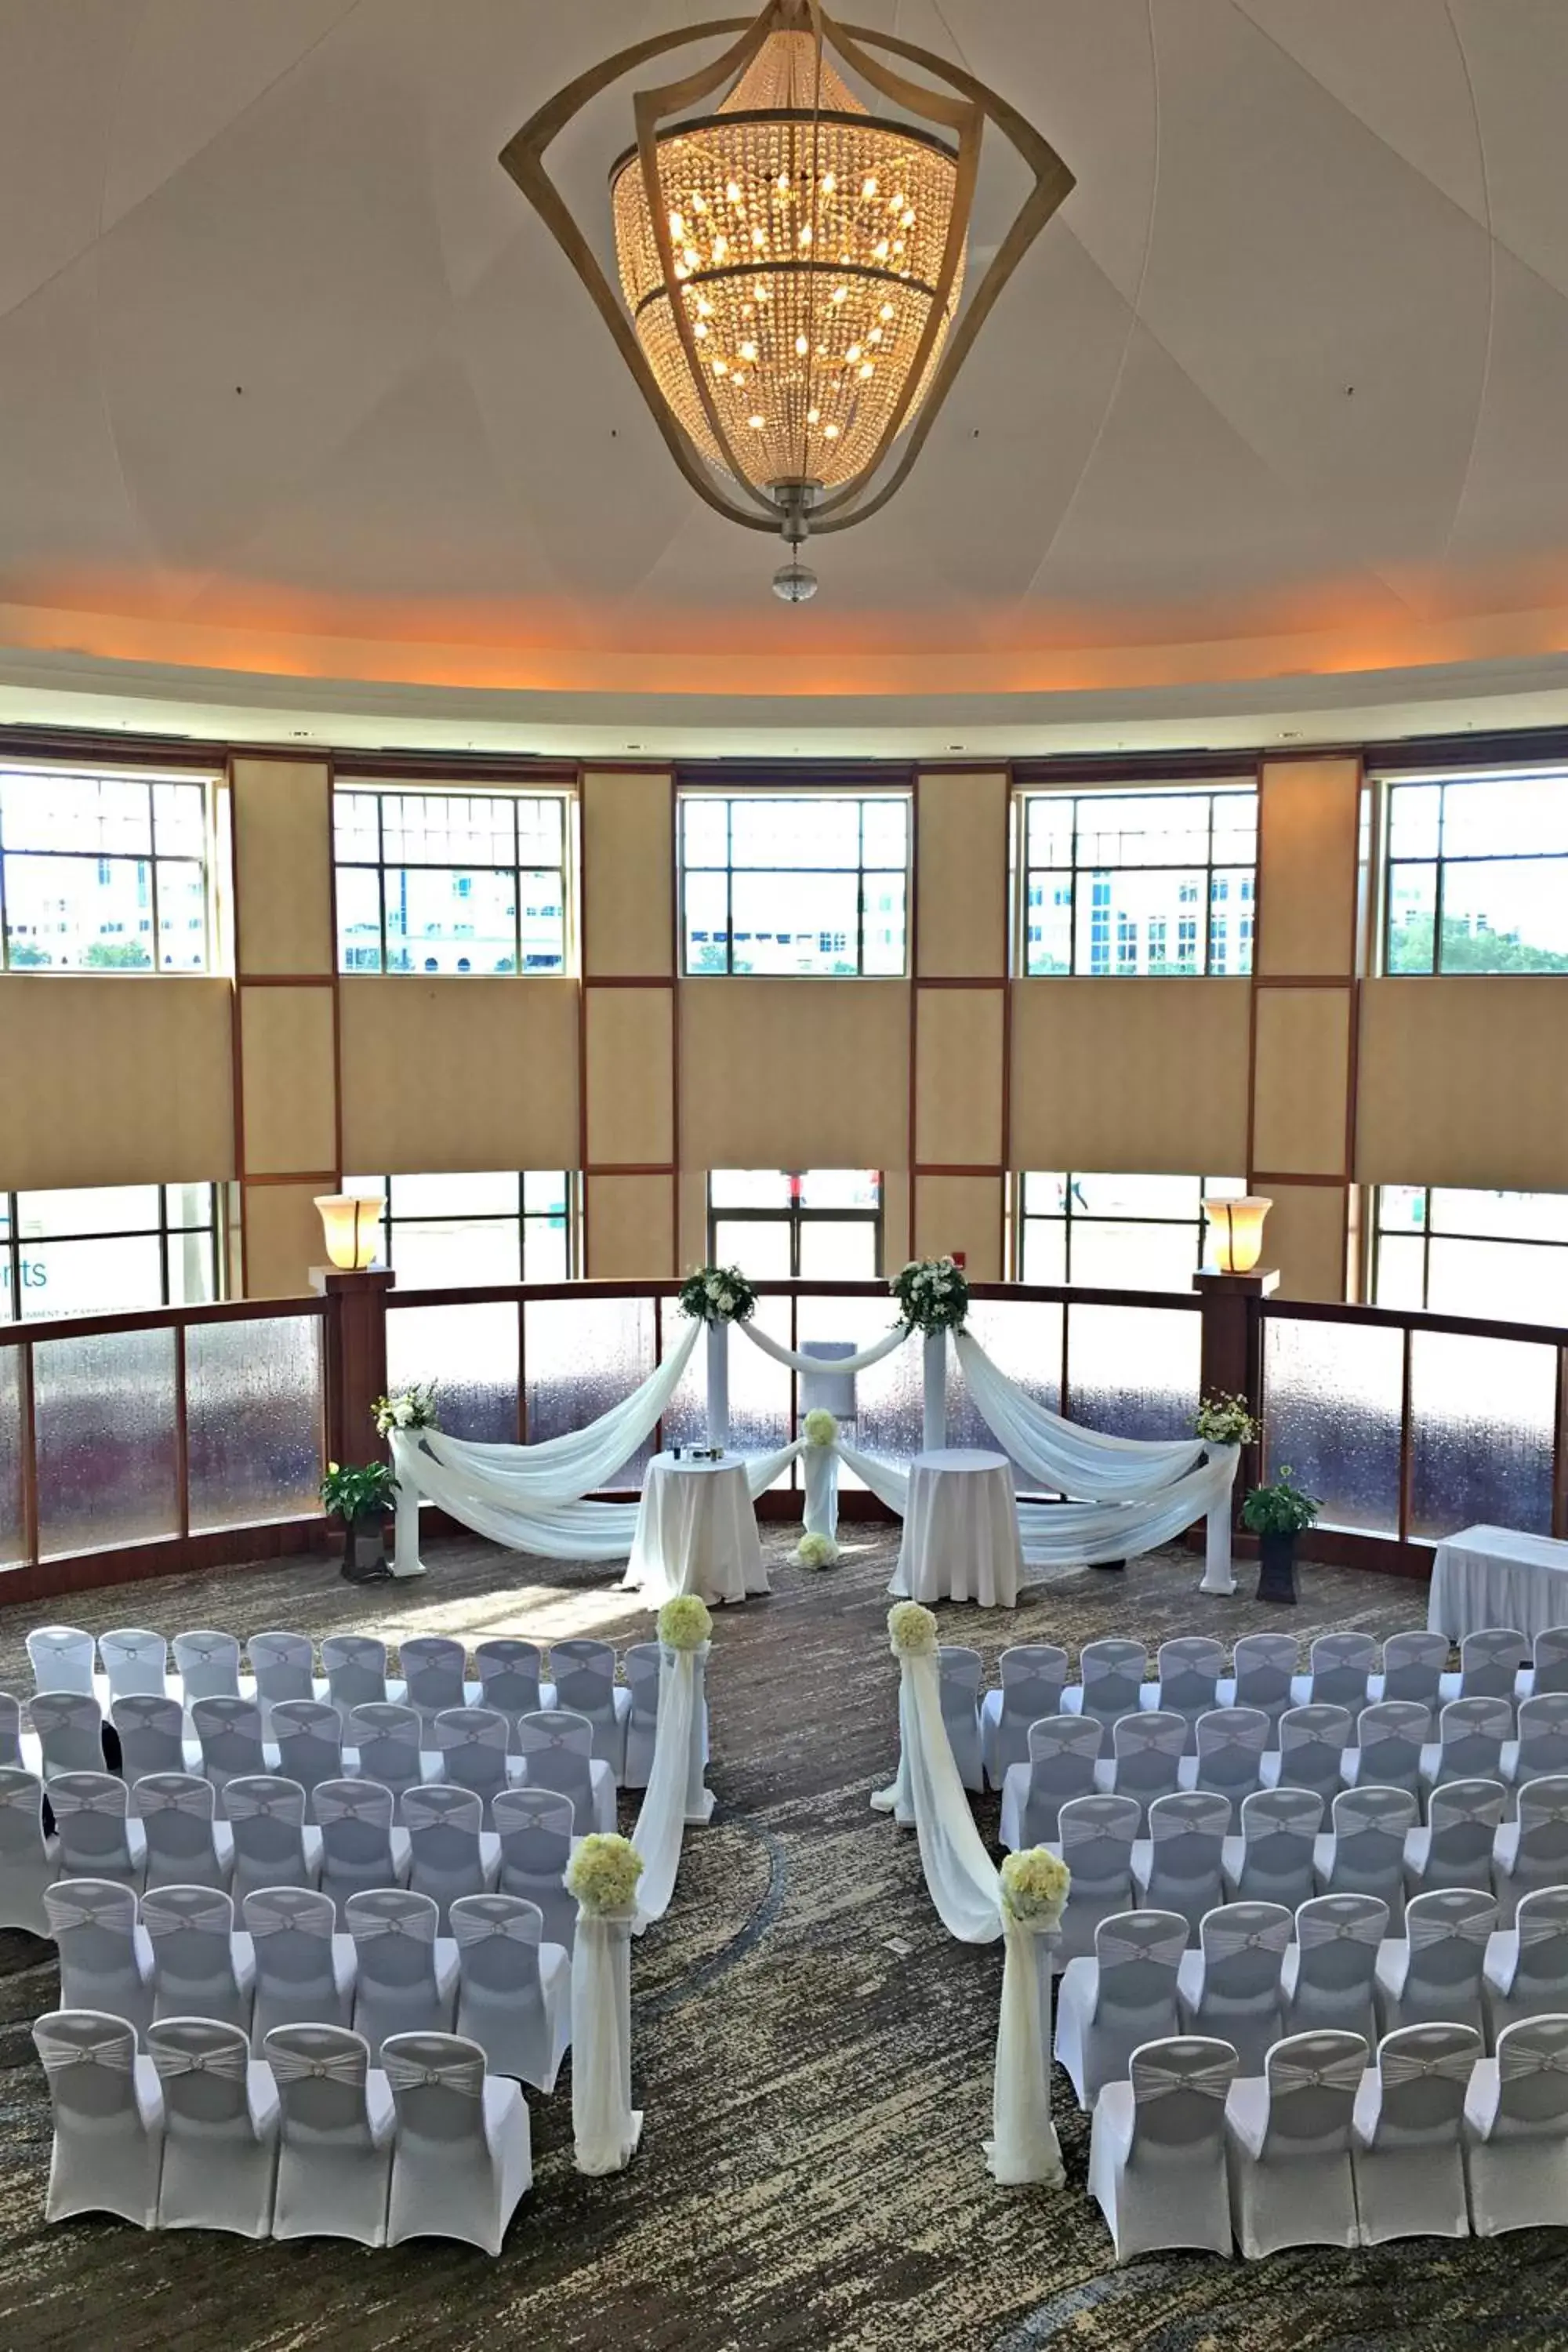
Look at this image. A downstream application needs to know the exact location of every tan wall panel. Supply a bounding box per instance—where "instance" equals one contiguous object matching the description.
[913,1174,1004,1279]
[1357,977,1568,1189]
[0,976,235,1192]
[584,988,674,1167]
[916,771,1007,978]
[1251,987,1352,1178]
[583,772,673,977]
[677,1168,709,1274]
[1256,757,1360,978]
[241,1181,326,1300]
[231,757,333,976]
[1009,980,1250,1174]
[239,986,338,1176]
[338,978,578,1175]
[880,1168,911,1274]
[915,989,1005,1166]
[680,978,909,1170]
[1258,1181,1347,1302]
[586,1172,674,1278]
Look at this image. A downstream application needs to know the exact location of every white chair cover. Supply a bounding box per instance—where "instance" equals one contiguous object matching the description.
[451,1893,572,2092]
[936,1646,985,1796]
[549,1639,631,1781]
[142,1882,254,2031]
[1087,2033,1240,2263]
[27,1626,96,1699]
[1512,1693,1568,1788]
[0,1693,20,1772]
[1428,1697,1512,1796]
[1381,1629,1448,1708]
[1272,1705,1352,1801]
[1282,1893,1388,2042]
[112,1693,189,1783]
[133,1770,233,1893]
[999,1715,1101,1853]
[981,1644,1069,1788]
[397,1636,467,1729]
[622,1642,663,1791]
[0,1764,58,1934]
[34,2008,163,2227]
[433,1706,512,1828]
[1483,1883,1568,2041]
[31,1693,107,1782]
[173,1630,241,1707]
[348,1702,425,1805]
[1316,1784,1417,1927]
[1225,1788,1323,1910]
[322,1635,390,1730]
[514,1710,616,1836]
[148,2016,279,2236]
[1308,1633,1377,1714]
[1354,1701,1430,1799]
[225,1773,323,1900]
[1053,1907,1187,2111]
[1054,1794,1141,1965]
[491,1788,575,1949]
[45,1875,155,2038]
[1530,1626,1568,1698]
[314,1776,410,1916]
[49,1769,146,1889]
[1133,1791,1229,1940]
[1109,1711,1186,1831]
[1464,2014,1568,2234]
[245,1886,355,2045]
[245,1632,317,1721]
[1494,1772,1568,1925]
[99,1629,169,1703]
[474,1641,550,1744]
[1156,1639,1225,1751]
[1224,2028,1367,2258]
[1177,1900,1291,2073]
[1073,1641,1149,1758]
[1352,2022,1480,2243]
[346,1887,458,2057]
[1192,1708,1269,1808]
[1460,1627,1526,1713]
[191,1695,267,1813]
[1375,1886,1497,2038]
[267,1701,343,1820]
[1408,1776,1507,1896]
[1229,1632,1298,1737]
[402,1784,495,1929]
[383,2028,532,2255]
[264,2023,394,2245]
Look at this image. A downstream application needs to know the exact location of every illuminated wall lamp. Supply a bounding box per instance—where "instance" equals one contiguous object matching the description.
[314,1194,383,1272]
[1203,1196,1273,1275]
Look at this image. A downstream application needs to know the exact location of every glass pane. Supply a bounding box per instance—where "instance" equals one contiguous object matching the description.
[517,870,565,971]
[862,870,906,974]
[1426,1237,1568,1325]
[34,1327,179,1557]
[1409,1331,1555,1540]
[16,1185,161,1237]
[390,1171,515,1218]
[1430,1189,1568,1243]
[1388,783,1442,858]
[710,1169,792,1209]
[335,864,383,971]
[522,1215,569,1281]
[680,799,730,868]
[1026,797,1075,869]
[1069,1221,1199,1292]
[658,1294,793,1481]
[155,858,207,969]
[1263,1316,1403,1534]
[861,800,909,866]
[683,870,729,971]
[0,1345,24,1568]
[1441,775,1568,860]
[3,852,154,967]
[385,868,518,975]
[1076,794,1213,867]
[1065,1303,1201,1441]
[20,1235,164,1319]
[0,773,151,853]
[712,1218,792,1276]
[1074,868,1206,977]
[1210,790,1259,857]
[729,871,861,975]
[797,1295,922,1482]
[798,1220,878,1279]
[1373,1232,1426,1311]
[166,1181,216,1230]
[515,797,564,865]
[380,793,516,867]
[729,799,860,869]
[1377,1184,1428,1238]
[166,1225,217,1307]
[522,1170,569,1217]
[1438,858,1568,972]
[1019,1217,1067,1285]
[798,1169,880,1210]
[333,789,381,863]
[187,1316,324,1530]
[1207,869,1254,975]
[1385,862,1436,971]
[387,1302,518,1445]
[524,1296,657,1486]
[1024,873,1073,975]
[391,1219,521,1288]
[1073,1173,1203,1219]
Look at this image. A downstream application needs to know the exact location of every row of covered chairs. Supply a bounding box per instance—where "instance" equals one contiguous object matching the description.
[995,1695,1568,1841]
[34,2011,532,2255]
[40,1878,571,2090]
[949,1628,1563,1786]
[1087,2017,1568,2263]
[0,1767,582,1944]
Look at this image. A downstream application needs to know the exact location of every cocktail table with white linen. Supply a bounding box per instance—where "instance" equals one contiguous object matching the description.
[891,1448,1023,1609]
[1428,1524,1568,1643]
[623,1452,769,1607]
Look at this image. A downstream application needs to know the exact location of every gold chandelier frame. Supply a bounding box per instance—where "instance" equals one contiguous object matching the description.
[499,2,1074,537]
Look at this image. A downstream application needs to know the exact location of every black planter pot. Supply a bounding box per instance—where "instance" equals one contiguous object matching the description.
[339,1512,391,1584]
[1255,1529,1299,1605]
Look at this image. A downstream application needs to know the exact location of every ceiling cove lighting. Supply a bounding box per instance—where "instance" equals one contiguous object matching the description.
[501,0,1073,601]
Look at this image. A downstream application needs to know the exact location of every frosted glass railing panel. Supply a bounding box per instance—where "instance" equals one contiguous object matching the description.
[0,1348,23,1568]
[1264,1318,1403,1535]
[187,1316,325,1532]
[1066,1305,1202,1443]
[954,1298,1065,1491]
[1410,1331,1555,1540]
[34,1328,179,1560]
[657,1298,794,1483]
[524,1296,658,1488]
[387,1305,517,1445]
[795,1298,920,1489]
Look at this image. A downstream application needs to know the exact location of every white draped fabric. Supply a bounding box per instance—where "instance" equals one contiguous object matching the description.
[571,1911,642,2176]
[955,1334,1205,1497]
[871,1648,1063,2184]
[629,1644,711,1933]
[736,1321,913,1377]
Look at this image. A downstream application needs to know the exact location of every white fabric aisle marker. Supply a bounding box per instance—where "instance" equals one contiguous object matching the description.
[572,1911,642,2175]
[629,1641,713,1934]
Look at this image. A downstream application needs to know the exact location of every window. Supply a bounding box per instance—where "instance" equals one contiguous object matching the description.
[2,1184,220,1319]
[1372,1186,1568,1324]
[1018,786,1257,976]
[1383,769,1568,974]
[0,768,210,971]
[344,1172,579,1284]
[708,1170,881,1277]
[681,795,909,975]
[333,787,568,975]
[1014,1171,1247,1288]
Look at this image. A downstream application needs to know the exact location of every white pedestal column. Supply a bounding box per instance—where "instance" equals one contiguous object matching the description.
[800,1440,840,1541]
[572,1909,642,2176]
[1198,1443,1240,1595]
[684,1644,716,1824]
[390,1445,426,1579]
[706,1319,730,1450]
[922,1329,947,1453]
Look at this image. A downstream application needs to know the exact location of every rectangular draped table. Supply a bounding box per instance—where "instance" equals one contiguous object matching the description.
[1427,1523,1568,1643]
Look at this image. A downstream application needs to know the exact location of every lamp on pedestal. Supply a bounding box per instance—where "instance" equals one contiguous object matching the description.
[1202,1195,1273,1276]
[313,1193,383,1271]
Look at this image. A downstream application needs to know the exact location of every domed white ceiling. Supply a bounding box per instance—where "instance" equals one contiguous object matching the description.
[2,0,1568,752]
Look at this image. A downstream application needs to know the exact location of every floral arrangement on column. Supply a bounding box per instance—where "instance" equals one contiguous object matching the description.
[999,1847,1071,1930]
[891,1256,969,1334]
[887,1599,940,1657]
[677,1265,758,1324]
[657,1595,713,1651]
[372,1381,441,1436]
[567,1832,646,1917]
[1194,1391,1259,1447]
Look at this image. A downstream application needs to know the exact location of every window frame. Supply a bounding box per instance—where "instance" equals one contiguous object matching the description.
[1014,782,1258,978]
[354,1172,583,1282]
[1378,764,1568,977]
[677,789,911,978]
[1370,1184,1568,1317]
[706,1170,884,1273]
[2,1183,223,1322]
[331,782,574,978]
[1011,1171,1243,1286]
[0,765,215,975]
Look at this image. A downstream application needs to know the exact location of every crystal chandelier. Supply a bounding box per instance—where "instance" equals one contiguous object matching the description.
[502,2,1073,599]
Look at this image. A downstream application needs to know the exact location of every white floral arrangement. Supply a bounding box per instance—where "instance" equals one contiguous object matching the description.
[999,1846,1071,1929]
[677,1265,758,1326]
[565,1832,645,1917]
[803,1408,839,1446]
[796,1532,839,1570]
[658,1594,713,1651]
[1195,1391,1260,1447]
[372,1381,440,1437]
[887,1600,939,1657]
[890,1255,969,1335]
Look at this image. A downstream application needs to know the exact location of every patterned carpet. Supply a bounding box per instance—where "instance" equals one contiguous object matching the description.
[1,1530,1566,2350]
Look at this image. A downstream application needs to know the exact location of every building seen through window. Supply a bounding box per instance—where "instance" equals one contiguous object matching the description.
[681,796,909,975]
[343,1172,578,1283]
[1021,786,1256,976]
[0,770,210,971]
[333,788,568,975]
[1015,1171,1247,1287]
[1372,1186,1568,1323]
[708,1170,882,1276]
[1384,769,1568,973]
[1,1185,220,1318]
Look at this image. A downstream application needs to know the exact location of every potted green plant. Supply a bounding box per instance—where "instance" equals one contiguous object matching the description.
[1240,1467,1319,1605]
[321,1461,397,1584]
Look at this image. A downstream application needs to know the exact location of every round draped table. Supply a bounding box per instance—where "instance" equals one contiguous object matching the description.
[622,1451,770,1607]
[890,1447,1023,1609]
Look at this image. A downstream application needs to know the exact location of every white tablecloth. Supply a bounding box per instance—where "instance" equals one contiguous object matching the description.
[1428,1523,1568,1642]
[622,1453,769,1607]
[891,1448,1024,1610]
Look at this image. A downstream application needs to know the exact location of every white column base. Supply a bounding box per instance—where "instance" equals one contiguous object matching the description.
[1197,1445,1239,1595]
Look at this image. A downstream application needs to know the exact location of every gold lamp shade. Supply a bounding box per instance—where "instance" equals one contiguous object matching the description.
[314,1194,383,1272]
[1203,1196,1274,1276]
